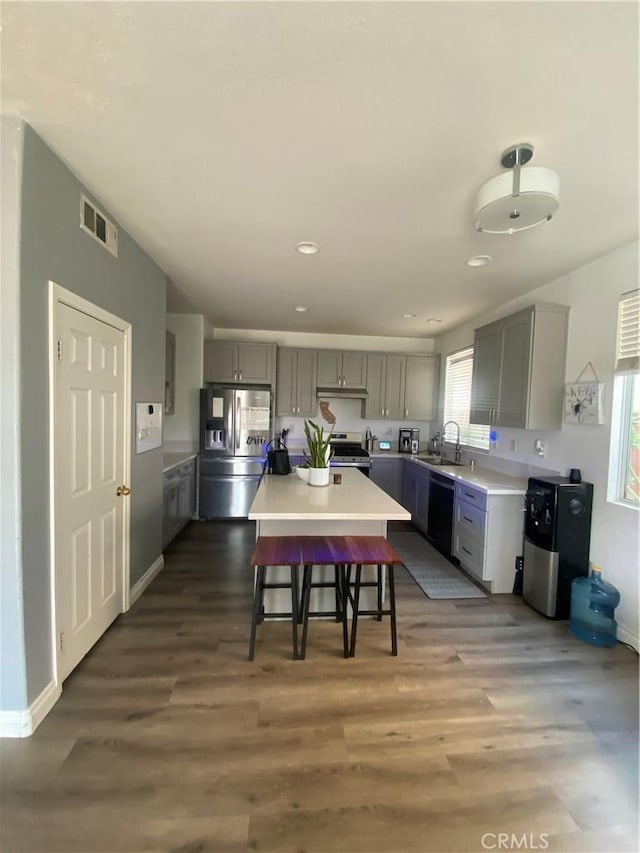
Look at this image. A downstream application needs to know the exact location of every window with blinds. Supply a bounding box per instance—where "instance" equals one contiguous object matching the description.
[615,289,640,373]
[610,289,639,507]
[443,347,490,451]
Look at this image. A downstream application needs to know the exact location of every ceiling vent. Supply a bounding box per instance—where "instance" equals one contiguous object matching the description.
[80,194,118,257]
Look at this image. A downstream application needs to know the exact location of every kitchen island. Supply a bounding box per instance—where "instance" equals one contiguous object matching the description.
[248,468,410,613]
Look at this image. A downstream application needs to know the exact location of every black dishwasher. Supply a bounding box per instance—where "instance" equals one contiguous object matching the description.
[427,472,455,555]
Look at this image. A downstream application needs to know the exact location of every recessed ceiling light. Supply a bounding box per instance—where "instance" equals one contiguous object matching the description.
[293,305,308,313]
[427,317,442,324]
[295,242,320,255]
[401,313,416,319]
[466,254,492,267]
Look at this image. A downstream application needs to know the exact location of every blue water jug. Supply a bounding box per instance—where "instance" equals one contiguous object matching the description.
[569,568,620,647]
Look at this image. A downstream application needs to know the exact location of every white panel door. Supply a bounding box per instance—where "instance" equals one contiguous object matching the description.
[55,302,127,680]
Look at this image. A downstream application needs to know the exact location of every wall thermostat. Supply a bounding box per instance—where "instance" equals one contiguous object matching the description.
[378,440,392,451]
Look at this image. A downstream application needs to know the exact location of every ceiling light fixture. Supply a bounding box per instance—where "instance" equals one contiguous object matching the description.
[474,143,559,235]
[427,318,442,324]
[402,313,416,319]
[293,305,308,312]
[466,254,492,267]
[295,241,320,255]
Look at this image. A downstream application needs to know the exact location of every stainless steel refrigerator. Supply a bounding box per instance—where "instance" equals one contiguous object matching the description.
[199,386,272,518]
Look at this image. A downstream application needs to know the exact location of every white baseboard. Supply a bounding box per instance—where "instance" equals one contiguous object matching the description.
[129,554,164,607]
[0,680,61,738]
[617,623,639,652]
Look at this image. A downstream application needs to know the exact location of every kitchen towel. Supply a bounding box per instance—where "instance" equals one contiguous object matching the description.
[388,531,485,600]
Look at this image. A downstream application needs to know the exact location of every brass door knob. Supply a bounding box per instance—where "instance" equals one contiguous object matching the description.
[116,485,131,497]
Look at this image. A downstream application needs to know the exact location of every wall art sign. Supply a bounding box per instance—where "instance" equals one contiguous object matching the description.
[564,381,604,425]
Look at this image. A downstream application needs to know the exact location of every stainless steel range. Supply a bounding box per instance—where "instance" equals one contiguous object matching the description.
[329,432,371,477]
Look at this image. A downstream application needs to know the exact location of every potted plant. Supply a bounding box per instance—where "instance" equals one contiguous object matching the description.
[297,420,333,486]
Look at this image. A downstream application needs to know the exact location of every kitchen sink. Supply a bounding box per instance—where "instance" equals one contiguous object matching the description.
[420,457,466,467]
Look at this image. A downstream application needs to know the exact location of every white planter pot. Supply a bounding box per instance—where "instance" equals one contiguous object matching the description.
[308,467,330,487]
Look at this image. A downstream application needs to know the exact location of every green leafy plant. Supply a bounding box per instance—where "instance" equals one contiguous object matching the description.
[303,419,334,468]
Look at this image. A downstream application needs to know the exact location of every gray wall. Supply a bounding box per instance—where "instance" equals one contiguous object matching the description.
[1,120,167,710]
[0,118,28,711]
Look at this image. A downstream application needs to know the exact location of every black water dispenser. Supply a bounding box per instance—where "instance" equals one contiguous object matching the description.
[522,476,593,619]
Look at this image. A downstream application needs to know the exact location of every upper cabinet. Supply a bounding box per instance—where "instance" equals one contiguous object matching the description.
[203,340,275,386]
[317,350,367,389]
[164,330,176,415]
[276,348,318,417]
[470,304,569,430]
[365,354,439,421]
[365,354,406,419]
[404,355,439,421]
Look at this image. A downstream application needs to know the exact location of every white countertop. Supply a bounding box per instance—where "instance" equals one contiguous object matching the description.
[406,455,526,495]
[249,468,411,521]
[163,452,198,473]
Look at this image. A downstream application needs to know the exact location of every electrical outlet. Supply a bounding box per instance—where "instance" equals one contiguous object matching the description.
[510,439,517,452]
[534,439,545,457]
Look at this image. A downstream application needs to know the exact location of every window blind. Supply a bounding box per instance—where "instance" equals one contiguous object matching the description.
[616,289,640,373]
[443,347,490,451]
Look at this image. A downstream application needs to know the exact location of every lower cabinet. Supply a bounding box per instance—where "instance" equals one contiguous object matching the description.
[163,458,197,549]
[370,457,403,503]
[453,481,524,593]
[401,459,430,534]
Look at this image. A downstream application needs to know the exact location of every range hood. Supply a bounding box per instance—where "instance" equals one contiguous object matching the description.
[316,387,368,399]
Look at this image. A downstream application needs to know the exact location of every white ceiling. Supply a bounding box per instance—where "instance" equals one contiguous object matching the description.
[2,2,638,338]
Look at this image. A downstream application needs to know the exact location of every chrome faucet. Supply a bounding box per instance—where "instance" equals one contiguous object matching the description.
[442,420,462,462]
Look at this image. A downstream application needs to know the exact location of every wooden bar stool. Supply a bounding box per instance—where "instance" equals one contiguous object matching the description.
[248,536,302,661]
[343,536,402,657]
[299,536,351,659]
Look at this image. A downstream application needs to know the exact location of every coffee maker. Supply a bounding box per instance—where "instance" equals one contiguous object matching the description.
[399,427,419,454]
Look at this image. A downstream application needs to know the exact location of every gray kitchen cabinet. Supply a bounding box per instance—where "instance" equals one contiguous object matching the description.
[276,348,317,416]
[317,350,367,389]
[453,480,524,593]
[415,467,430,532]
[364,354,406,419]
[404,355,439,421]
[204,340,275,385]
[162,475,180,548]
[470,303,569,430]
[164,330,176,415]
[365,353,438,421]
[163,458,197,549]
[401,459,430,533]
[402,457,419,515]
[370,456,403,503]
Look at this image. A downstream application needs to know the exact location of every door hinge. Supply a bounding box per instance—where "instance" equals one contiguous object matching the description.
[57,340,63,361]
[59,632,65,654]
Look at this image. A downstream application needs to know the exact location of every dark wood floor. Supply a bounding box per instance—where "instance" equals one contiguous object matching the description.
[2,521,638,853]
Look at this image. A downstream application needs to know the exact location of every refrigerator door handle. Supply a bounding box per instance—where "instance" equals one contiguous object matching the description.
[225,392,234,454]
[235,393,241,452]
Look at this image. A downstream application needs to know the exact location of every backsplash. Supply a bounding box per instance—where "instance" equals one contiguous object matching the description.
[275,396,433,453]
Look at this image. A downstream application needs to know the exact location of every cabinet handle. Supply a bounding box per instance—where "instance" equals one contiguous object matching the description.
[463,515,474,523]
[381,408,385,417]
[464,492,475,500]
[404,408,408,418]
[239,370,242,381]
[462,546,472,556]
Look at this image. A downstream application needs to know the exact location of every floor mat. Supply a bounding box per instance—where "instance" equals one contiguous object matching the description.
[388,530,486,600]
